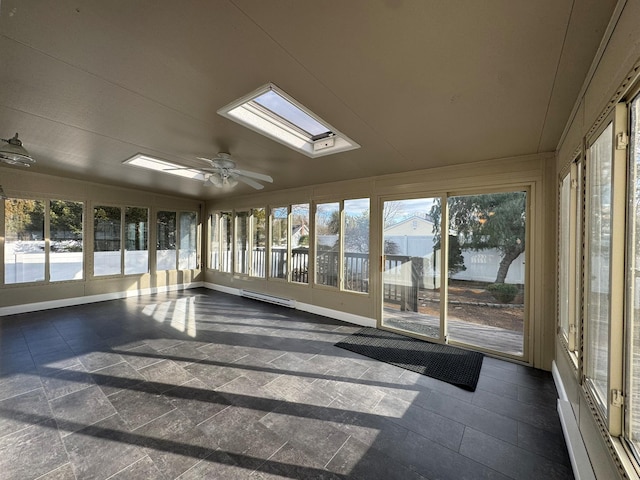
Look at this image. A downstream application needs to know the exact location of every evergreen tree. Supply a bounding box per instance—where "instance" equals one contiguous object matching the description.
[430,192,526,283]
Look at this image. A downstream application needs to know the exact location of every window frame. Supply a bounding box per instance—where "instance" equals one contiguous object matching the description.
[157,210,178,272]
[92,204,123,277]
[250,207,267,278]
[582,104,627,436]
[312,198,371,294]
[624,87,640,462]
[558,156,581,368]
[269,205,289,281]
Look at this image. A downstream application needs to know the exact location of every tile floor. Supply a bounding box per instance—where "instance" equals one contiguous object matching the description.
[0,288,573,479]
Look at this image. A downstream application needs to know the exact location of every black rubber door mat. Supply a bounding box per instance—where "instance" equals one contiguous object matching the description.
[336,327,484,391]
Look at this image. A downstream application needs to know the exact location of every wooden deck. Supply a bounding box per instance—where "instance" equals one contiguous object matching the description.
[382,308,524,357]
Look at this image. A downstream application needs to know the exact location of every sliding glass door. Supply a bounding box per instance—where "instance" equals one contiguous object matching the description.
[381,190,528,358]
[381,197,443,341]
[445,192,526,357]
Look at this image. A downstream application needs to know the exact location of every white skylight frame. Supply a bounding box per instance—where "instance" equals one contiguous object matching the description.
[123,154,205,181]
[217,83,360,158]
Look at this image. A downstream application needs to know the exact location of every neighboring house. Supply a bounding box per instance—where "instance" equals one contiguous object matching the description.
[291,224,309,248]
[384,215,524,285]
[384,215,436,257]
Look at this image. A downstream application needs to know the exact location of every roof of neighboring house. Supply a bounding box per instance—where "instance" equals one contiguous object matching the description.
[384,215,435,236]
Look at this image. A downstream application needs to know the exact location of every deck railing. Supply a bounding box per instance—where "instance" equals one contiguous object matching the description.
[383,255,421,311]
[216,249,416,302]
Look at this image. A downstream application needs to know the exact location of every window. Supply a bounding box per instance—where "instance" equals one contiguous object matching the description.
[235,211,250,275]
[585,123,614,410]
[178,211,197,269]
[558,161,582,360]
[313,199,370,291]
[251,208,266,278]
[270,207,288,279]
[315,202,340,287]
[4,199,45,283]
[218,83,360,158]
[559,172,571,343]
[585,123,613,408]
[94,206,122,276]
[577,104,626,436]
[209,213,219,271]
[220,212,232,273]
[627,92,640,456]
[124,207,149,275]
[4,198,84,284]
[157,211,177,271]
[344,198,369,292]
[210,208,267,277]
[291,204,309,284]
[50,200,83,281]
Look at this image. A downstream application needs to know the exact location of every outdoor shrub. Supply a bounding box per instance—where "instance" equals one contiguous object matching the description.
[486,283,518,304]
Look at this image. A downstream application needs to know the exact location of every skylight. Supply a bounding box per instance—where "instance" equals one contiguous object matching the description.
[123,154,204,181]
[218,83,360,158]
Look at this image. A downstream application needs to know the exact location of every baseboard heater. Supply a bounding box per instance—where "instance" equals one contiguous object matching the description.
[240,290,296,308]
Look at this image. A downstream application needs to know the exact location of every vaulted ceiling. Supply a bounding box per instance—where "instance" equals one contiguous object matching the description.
[0,0,617,199]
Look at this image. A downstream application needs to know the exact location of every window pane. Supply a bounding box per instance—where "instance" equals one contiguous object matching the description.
[178,211,197,270]
[291,204,309,284]
[446,192,526,357]
[271,207,288,279]
[50,200,83,281]
[157,211,177,271]
[251,208,266,278]
[381,198,441,340]
[94,206,121,276]
[125,207,148,275]
[209,213,219,270]
[220,212,232,273]
[559,174,571,340]
[254,90,331,137]
[4,199,45,283]
[627,93,640,454]
[235,211,250,275]
[344,198,369,292]
[315,202,339,287]
[586,122,613,408]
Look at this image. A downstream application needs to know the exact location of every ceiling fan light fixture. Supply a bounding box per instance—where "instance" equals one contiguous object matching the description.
[208,172,224,187]
[0,133,35,167]
[225,176,238,188]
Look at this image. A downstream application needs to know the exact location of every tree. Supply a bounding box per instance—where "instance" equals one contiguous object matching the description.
[432,233,466,276]
[5,199,44,241]
[384,239,400,254]
[383,201,403,228]
[50,200,83,239]
[345,210,369,253]
[252,207,266,247]
[326,208,370,253]
[430,192,526,284]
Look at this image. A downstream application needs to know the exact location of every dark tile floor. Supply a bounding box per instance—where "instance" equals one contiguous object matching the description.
[0,288,573,480]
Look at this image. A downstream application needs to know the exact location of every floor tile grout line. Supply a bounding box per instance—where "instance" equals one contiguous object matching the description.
[324,434,351,470]
[104,456,149,479]
[34,462,76,480]
[129,406,178,432]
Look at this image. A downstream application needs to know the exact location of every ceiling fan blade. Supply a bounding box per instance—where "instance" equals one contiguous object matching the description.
[231,169,273,183]
[236,175,265,190]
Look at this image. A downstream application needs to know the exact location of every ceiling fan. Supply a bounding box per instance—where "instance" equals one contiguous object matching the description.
[173,153,273,190]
